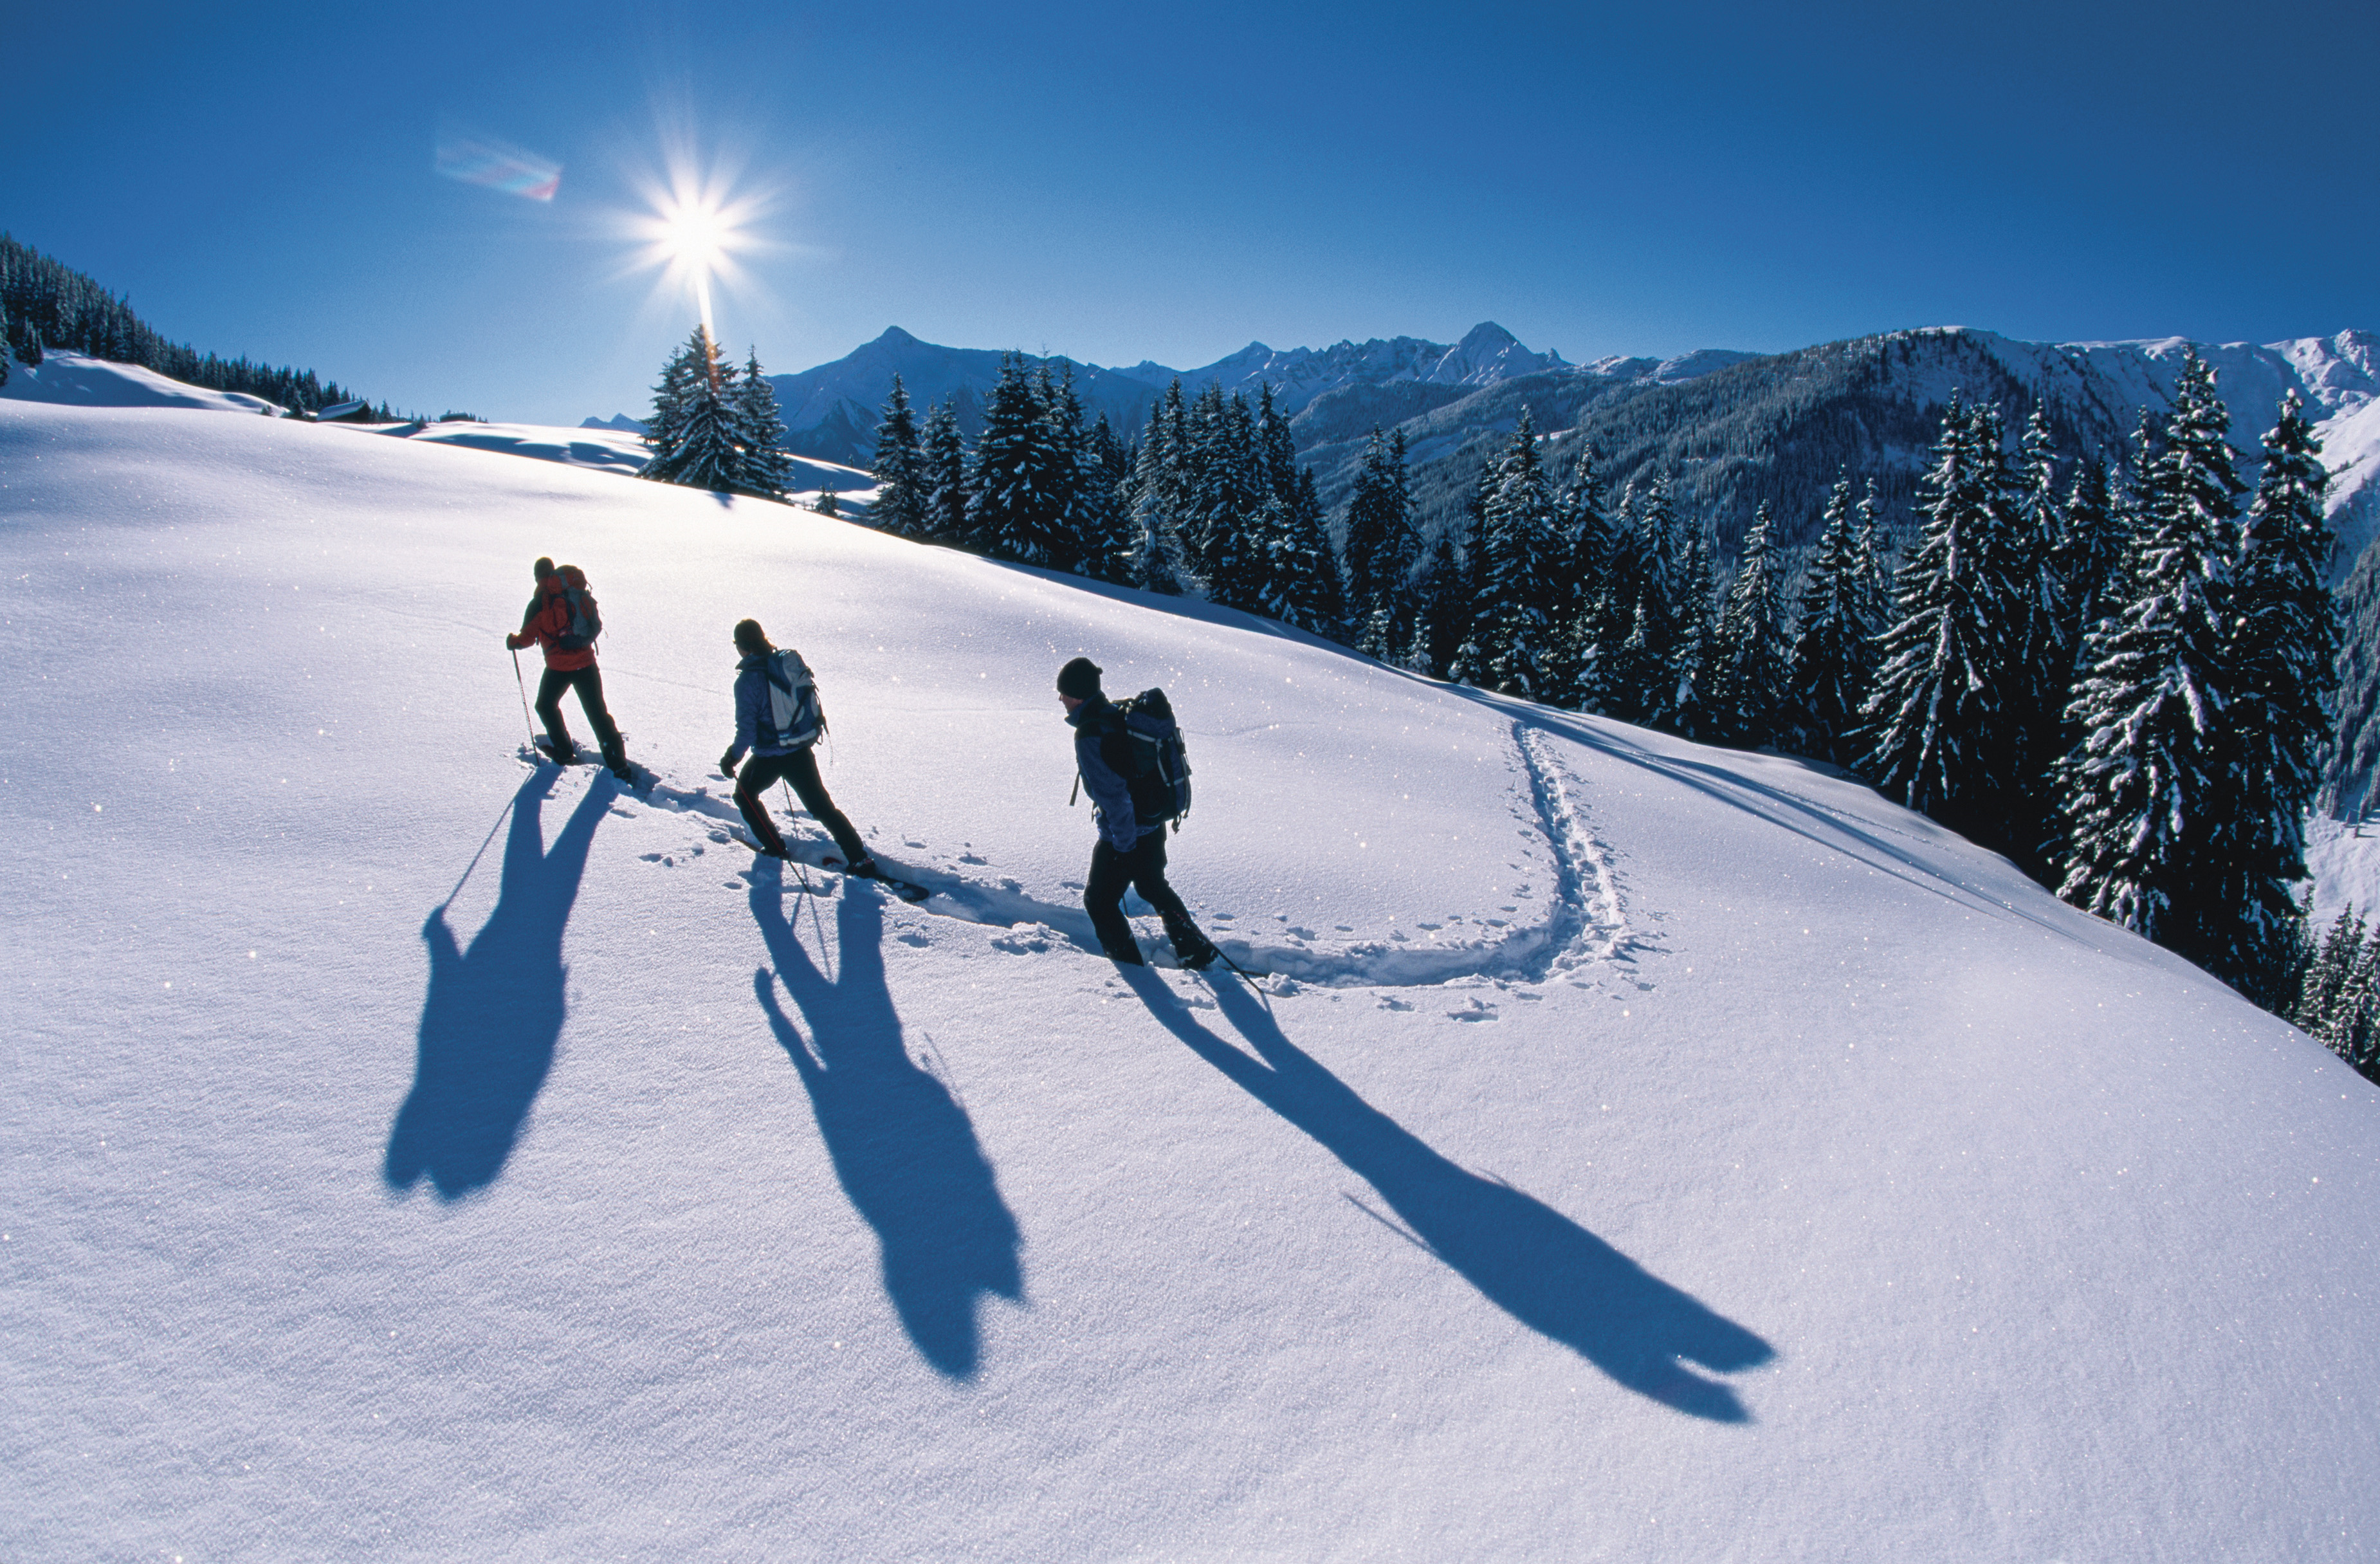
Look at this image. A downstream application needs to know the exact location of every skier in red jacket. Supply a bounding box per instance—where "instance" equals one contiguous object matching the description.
[505,557,631,780]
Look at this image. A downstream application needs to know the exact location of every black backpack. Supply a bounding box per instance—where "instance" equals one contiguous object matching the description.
[1106,688,1193,829]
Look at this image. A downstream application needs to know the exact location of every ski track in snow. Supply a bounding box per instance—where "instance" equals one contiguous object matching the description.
[527,722,1635,995]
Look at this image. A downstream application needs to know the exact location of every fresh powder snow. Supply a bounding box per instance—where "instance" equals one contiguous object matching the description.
[3,394,2376,1560]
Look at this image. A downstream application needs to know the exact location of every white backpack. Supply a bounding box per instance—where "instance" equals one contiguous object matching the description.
[761,649,825,750]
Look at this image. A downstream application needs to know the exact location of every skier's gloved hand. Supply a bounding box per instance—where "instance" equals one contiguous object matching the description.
[505,632,526,650]
[718,751,738,778]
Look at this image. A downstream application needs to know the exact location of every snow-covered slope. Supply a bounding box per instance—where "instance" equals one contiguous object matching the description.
[0,349,286,415]
[5,400,2376,1561]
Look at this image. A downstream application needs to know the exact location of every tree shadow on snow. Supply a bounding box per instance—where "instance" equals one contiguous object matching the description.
[749,879,1023,1379]
[1120,966,1775,1422]
[385,769,609,1200]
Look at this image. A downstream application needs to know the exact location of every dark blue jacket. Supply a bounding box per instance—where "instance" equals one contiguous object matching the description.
[1068,695,1149,850]
[724,650,807,767]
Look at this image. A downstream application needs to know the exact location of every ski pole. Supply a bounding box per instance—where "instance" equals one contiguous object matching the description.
[510,647,538,750]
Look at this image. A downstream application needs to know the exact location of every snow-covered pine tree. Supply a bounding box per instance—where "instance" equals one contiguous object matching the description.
[1402,528,1447,675]
[1594,480,1679,724]
[1544,445,1613,706]
[869,374,928,536]
[2000,406,2073,855]
[1189,391,1269,609]
[1413,496,1487,681]
[966,354,1069,566]
[2220,391,2339,997]
[732,349,794,499]
[1860,396,2029,850]
[643,328,745,492]
[1851,477,1892,636]
[1260,467,1343,636]
[1425,459,1496,678]
[1036,362,1092,576]
[1710,501,1792,748]
[920,400,969,544]
[1478,409,1564,698]
[1080,411,1133,582]
[643,326,718,470]
[1342,426,1416,637]
[2291,906,2380,1083]
[1256,383,1297,509]
[1127,389,1191,594]
[2056,458,2130,649]
[1786,475,1878,764]
[1575,482,1643,717]
[1638,479,1698,728]
[1173,383,1227,580]
[1665,521,1720,739]
[2057,351,2249,972]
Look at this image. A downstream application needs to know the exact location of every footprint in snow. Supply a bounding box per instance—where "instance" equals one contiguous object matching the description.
[991,923,1061,955]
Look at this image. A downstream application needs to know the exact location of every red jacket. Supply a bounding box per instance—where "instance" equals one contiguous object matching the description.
[511,566,598,670]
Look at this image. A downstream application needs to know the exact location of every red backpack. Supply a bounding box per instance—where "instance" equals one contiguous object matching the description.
[549,566,603,651]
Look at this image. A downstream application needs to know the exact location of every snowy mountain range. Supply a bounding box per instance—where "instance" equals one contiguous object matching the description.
[670,320,2380,587]
[737,321,1676,468]
[6,390,2375,1559]
[1374,326,2380,571]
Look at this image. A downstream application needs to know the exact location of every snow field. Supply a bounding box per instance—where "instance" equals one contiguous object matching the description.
[3,400,2377,1561]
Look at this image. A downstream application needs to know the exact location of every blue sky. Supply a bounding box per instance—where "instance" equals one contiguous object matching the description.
[8,1,2375,424]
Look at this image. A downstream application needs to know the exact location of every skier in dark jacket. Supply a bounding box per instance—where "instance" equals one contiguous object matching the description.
[506,556,631,780]
[1058,656,1218,969]
[720,618,880,876]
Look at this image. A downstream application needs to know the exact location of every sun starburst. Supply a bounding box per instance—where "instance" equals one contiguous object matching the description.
[623,158,767,340]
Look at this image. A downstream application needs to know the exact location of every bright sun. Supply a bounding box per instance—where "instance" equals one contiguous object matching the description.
[663,201,728,271]
[623,156,765,340]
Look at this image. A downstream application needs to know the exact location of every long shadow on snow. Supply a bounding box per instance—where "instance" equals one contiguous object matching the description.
[1120,966,1774,1421]
[386,769,609,1200]
[749,878,1023,1379]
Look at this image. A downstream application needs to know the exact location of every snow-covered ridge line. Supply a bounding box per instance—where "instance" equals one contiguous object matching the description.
[0,349,286,414]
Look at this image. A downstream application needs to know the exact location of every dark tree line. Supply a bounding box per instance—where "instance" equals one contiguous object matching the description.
[867,358,1341,633]
[1,234,372,414]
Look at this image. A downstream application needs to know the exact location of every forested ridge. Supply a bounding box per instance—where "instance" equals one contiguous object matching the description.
[0,235,374,415]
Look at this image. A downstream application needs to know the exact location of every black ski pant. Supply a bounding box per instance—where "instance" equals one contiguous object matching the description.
[735,746,869,865]
[535,666,622,760]
[1084,828,1211,964]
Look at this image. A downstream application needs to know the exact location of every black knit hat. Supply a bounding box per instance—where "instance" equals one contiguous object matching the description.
[533,556,555,579]
[1056,656,1103,699]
